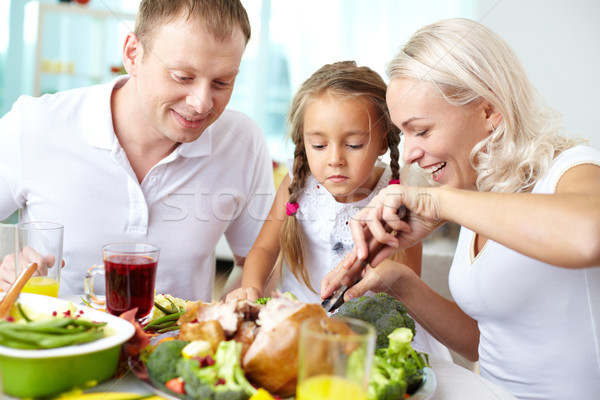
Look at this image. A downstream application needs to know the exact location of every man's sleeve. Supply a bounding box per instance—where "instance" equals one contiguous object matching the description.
[224,123,276,259]
[0,104,24,219]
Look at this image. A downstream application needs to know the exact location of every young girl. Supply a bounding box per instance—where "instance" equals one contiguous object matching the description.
[226,61,452,360]
[226,60,421,303]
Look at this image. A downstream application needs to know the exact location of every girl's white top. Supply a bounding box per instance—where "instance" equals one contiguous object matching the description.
[280,160,392,302]
[280,160,453,361]
[450,145,600,400]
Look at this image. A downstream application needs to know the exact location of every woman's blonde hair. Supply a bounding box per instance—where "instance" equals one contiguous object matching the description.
[280,61,401,291]
[387,18,583,193]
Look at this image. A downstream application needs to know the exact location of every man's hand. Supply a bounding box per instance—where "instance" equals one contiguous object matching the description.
[0,254,17,292]
[0,246,60,291]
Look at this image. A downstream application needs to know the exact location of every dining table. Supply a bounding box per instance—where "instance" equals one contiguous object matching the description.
[83,350,517,400]
[56,295,516,400]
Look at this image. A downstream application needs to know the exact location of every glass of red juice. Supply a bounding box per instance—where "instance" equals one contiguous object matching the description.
[85,243,159,322]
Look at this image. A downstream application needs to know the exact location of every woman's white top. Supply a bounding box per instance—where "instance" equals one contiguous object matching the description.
[450,145,600,400]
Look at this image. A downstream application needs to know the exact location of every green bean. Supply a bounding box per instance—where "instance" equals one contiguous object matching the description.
[69,318,107,328]
[1,318,96,334]
[0,325,105,348]
[143,311,184,331]
[145,321,175,331]
[37,329,105,348]
[153,301,176,315]
[1,316,105,331]
[0,316,107,349]
[0,326,51,344]
[80,296,93,307]
[166,297,181,311]
[23,318,73,330]
[156,325,180,333]
[0,334,39,349]
[7,324,87,335]
[17,303,32,322]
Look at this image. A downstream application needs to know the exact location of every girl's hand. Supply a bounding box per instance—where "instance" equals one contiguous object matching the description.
[349,185,445,266]
[225,286,263,303]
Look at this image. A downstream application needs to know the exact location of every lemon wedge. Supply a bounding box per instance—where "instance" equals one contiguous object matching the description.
[182,340,213,359]
[249,388,277,400]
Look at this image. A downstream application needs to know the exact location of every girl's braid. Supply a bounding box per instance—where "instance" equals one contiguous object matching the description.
[288,140,309,202]
[387,127,401,181]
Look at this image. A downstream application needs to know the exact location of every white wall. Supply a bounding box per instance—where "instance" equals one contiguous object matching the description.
[475,0,600,149]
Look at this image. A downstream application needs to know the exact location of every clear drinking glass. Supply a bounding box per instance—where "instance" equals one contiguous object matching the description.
[16,222,64,297]
[297,316,376,400]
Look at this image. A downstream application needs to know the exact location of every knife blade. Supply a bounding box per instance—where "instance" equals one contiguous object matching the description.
[321,205,406,313]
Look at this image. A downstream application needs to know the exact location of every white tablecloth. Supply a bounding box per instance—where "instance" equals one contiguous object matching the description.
[427,356,516,399]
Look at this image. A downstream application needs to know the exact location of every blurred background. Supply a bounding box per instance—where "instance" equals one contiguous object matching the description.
[2,0,598,304]
[1,0,599,248]
[1,0,599,161]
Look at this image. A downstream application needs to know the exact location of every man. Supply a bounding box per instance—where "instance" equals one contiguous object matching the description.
[0,0,274,301]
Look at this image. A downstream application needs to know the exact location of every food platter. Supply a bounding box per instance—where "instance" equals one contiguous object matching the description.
[408,368,436,400]
[128,352,436,400]
[130,294,436,400]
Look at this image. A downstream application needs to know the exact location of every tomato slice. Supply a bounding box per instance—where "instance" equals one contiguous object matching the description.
[165,377,185,394]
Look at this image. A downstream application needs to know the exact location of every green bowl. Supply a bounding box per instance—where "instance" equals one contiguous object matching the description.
[0,293,135,398]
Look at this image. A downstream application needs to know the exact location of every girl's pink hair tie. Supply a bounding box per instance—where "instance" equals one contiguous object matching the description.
[286,201,300,216]
[388,179,400,185]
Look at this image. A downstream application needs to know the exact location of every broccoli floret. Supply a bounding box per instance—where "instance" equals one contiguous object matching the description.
[366,328,429,400]
[176,357,217,399]
[146,338,257,400]
[281,291,298,301]
[368,365,405,400]
[255,297,271,305]
[256,291,297,304]
[146,339,190,385]
[334,292,416,349]
[213,340,257,397]
[387,326,414,359]
[174,340,257,400]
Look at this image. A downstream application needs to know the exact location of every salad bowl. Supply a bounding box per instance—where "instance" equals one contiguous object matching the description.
[0,293,135,398]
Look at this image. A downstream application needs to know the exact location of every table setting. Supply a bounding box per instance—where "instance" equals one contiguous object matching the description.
[0,221,516,400]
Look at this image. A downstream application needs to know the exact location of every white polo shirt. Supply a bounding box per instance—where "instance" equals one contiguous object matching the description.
[0,77,275,301]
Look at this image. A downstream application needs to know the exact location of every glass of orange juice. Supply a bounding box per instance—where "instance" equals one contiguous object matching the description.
[297,316,376,400]
[16,222,64,297]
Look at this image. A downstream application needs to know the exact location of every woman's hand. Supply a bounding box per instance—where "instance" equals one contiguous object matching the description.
[320,256,353,300]
[349,184,445,266]
[321,257,416,303]
[225,286,263,303]
[345,260,416,301]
